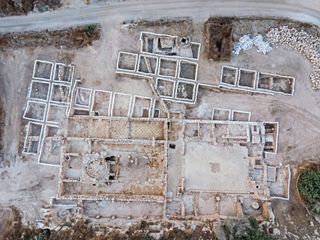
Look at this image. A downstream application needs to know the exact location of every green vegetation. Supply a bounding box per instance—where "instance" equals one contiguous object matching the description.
[84,24,98,36]
[298,170,320,214]
[298,171,320,203]
[139,220,148,229]
[223,217,273,240]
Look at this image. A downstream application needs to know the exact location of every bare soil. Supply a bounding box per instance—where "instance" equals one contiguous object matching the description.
[0,0,61,17]
[0,99,4,168]
[203,17,233,61]
[0,207,218,240]
[0,24,101,50]
[272,161,320,239]
[203,17,320,62]
[127,17,193,32]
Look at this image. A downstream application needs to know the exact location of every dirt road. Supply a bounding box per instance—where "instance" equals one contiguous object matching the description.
[0,0,320,33]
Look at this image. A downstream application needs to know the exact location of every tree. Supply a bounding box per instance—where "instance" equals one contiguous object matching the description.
[298,171,320,204]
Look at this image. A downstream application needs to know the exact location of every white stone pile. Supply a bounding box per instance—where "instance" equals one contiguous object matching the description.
[267,26,320,90]
[233,34,273,55]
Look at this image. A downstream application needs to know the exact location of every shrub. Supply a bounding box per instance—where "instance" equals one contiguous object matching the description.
[84,24,97,35]
[223,217,273,240]
[298,170,320,204]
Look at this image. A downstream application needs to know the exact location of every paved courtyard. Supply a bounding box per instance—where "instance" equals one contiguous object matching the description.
[184,143,249,193]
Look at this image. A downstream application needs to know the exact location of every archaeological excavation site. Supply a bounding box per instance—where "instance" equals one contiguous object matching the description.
[2,1,320,239]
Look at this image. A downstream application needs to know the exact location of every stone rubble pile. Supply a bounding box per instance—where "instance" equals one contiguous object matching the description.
[233,34,273,55]
[267,26,320,90]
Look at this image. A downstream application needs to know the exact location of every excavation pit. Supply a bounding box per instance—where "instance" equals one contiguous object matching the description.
[23,101,47,121]
[158,58,178,78]
[140,32,201,60]
[137,55,158,74]
[212,108,231,121]
[141,32,177,55]
[238,69,257,89]
[32,60,54,80]
[53,63,74,83]
[75,87,92,108]
[131,96,152,118]
[50,84,71,104]
[117,52,138,72]
[23,122,43,154]
[29,80,50,101]
[39,137,62,166]
[175,81,196,101]
[204,18,233,61]
[258,73,295,95]
[179,60,198,81]
[45,125,60,137]
[232,110,251,121]
[221,66,237,85]
[156,78,175,98]
[47,104,67,124]
[91,90,112,116]
[112,93,132,117]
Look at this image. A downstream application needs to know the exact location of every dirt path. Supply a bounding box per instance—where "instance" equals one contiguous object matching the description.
[0,0,320,33]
